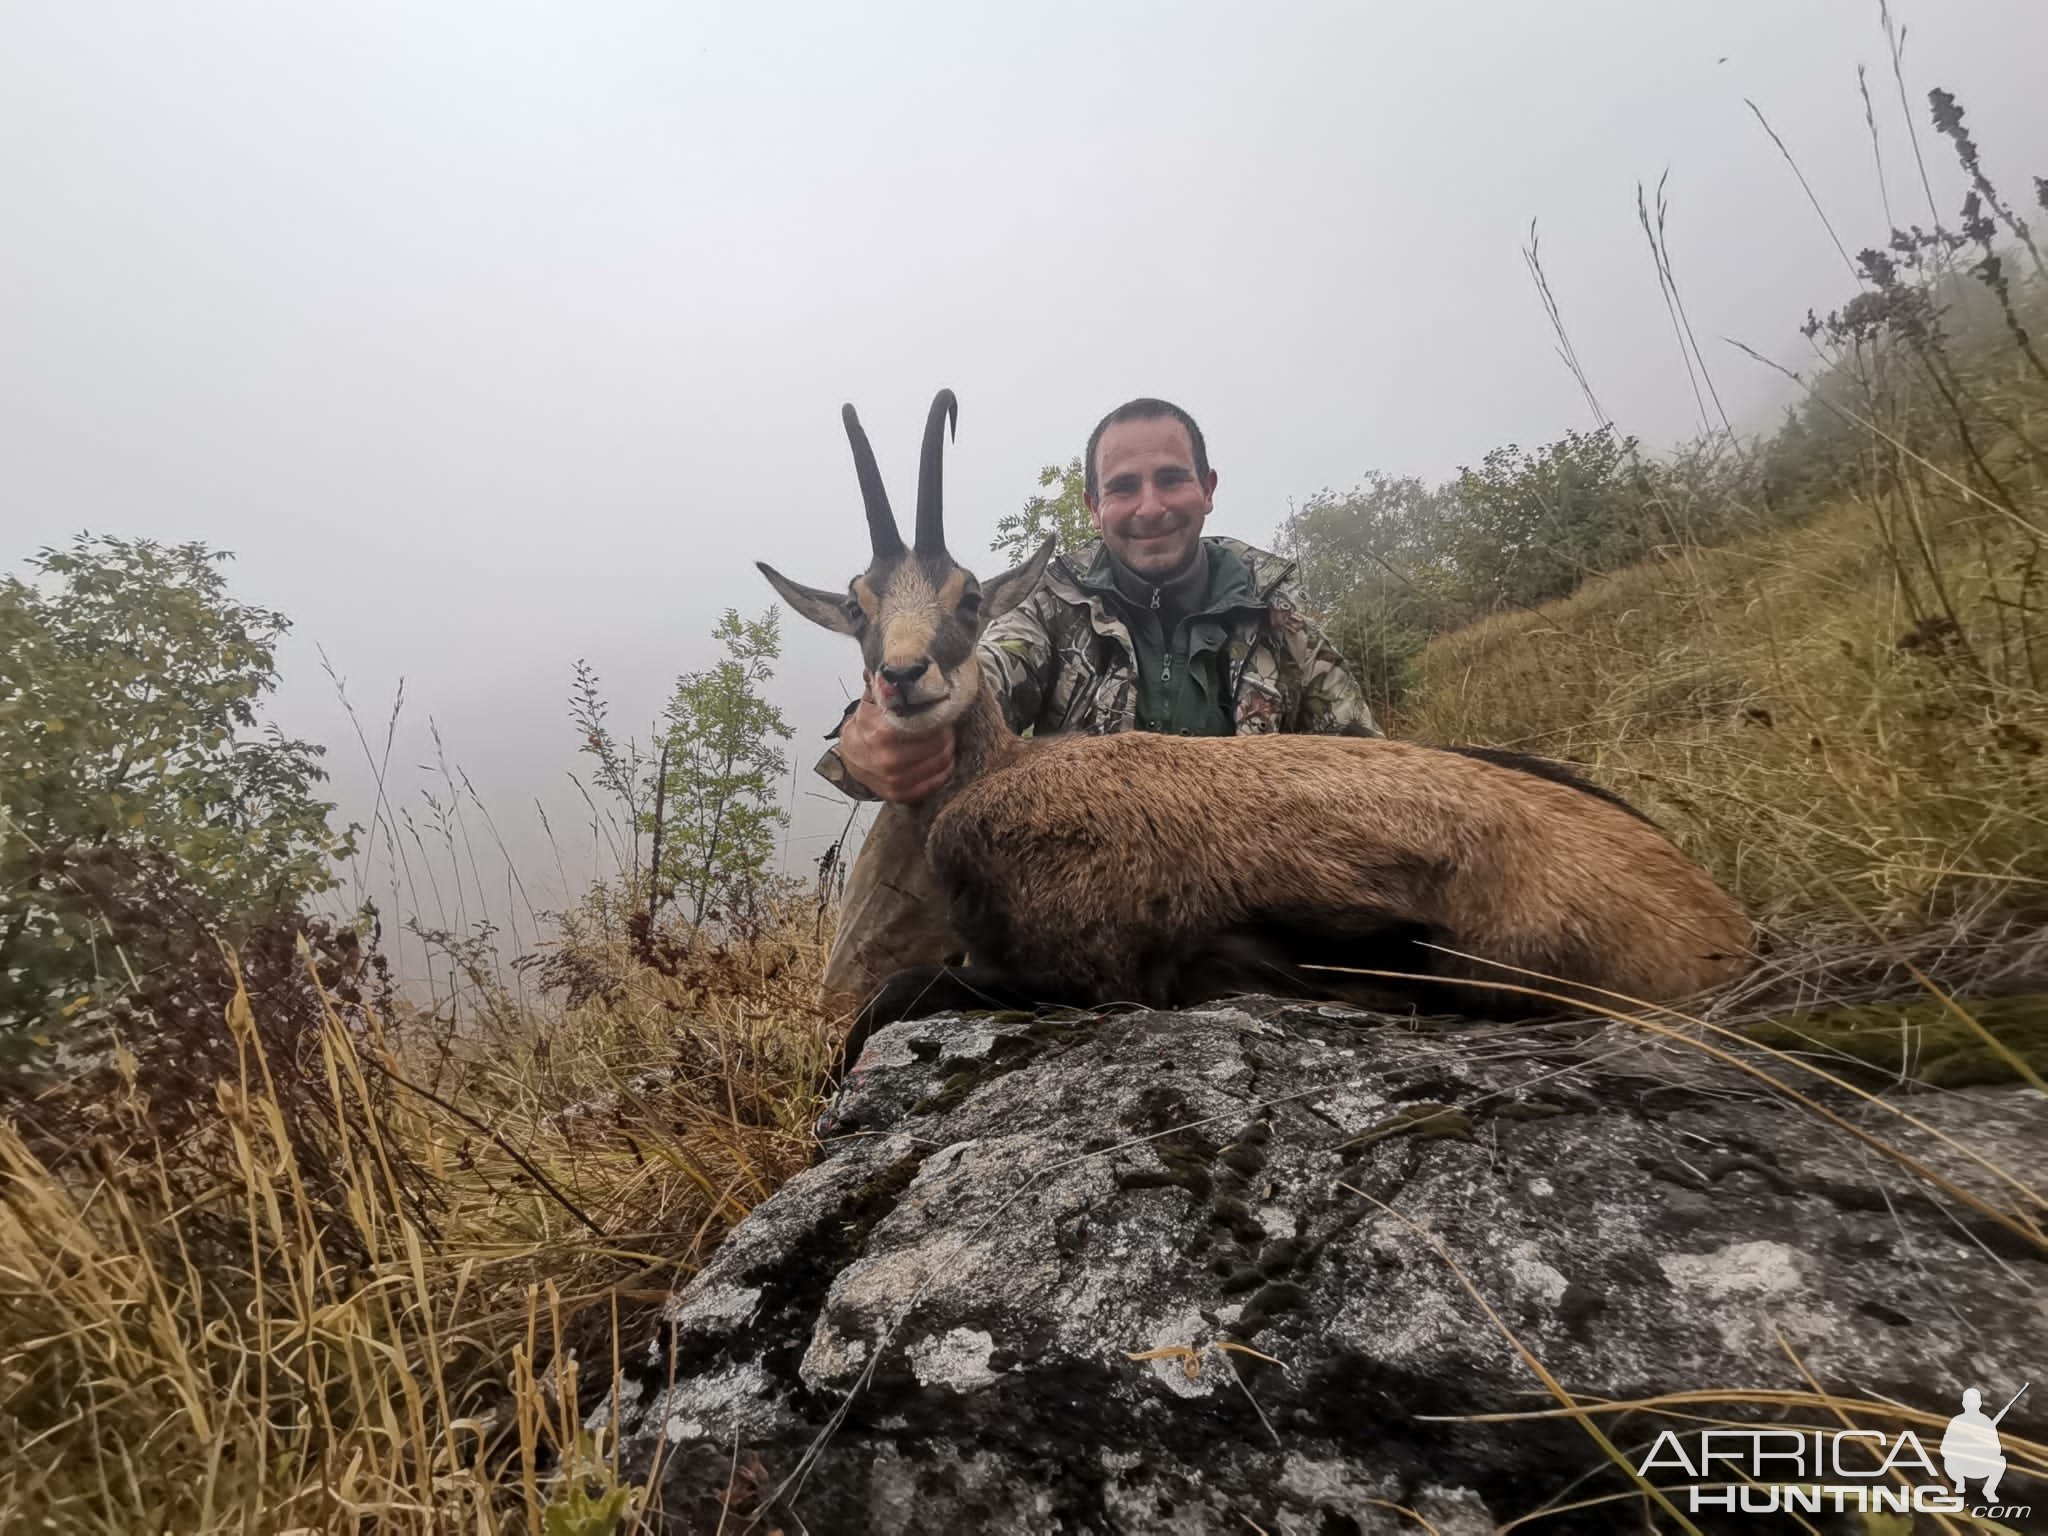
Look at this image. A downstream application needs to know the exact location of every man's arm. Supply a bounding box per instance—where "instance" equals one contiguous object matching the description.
[1275,606,1383,738]
[976,585,1061,735]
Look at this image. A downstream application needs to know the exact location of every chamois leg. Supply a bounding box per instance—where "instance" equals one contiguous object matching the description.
[1177,933,1428,1015]
[1186,912,1474,1015]
[1167,914,1565,1021]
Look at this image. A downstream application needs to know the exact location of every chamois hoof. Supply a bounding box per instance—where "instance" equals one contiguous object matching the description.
[837,966,952,1076]
[848,965,990,1052]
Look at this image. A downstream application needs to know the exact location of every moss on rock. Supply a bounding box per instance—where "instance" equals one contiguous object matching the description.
[1340,1101,1474,1153]
[1739,994,2048,1089]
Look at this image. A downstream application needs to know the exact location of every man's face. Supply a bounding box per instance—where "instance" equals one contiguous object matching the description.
[1086,415,1217,578]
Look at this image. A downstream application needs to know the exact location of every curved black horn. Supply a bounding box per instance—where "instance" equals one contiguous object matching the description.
[843,403,903,557]
[914,389,958,555]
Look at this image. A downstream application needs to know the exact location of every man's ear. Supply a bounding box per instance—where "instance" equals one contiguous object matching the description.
[1084,492,1104,533]
[756,562,860,635]
[980,537,1055,627]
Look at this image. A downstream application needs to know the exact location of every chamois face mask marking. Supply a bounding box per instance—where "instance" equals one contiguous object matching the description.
[757,391,1051,739]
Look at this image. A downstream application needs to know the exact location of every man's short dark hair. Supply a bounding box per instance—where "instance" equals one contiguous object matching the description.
[1084,398,1211,501]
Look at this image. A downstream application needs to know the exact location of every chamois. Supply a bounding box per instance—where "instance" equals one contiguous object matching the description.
[759,390,1751,1044]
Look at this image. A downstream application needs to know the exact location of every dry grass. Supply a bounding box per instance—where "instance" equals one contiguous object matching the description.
[1405,480,2048,992]
[0,899,835,1534]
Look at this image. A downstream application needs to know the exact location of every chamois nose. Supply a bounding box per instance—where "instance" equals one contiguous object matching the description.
[878,660,930,692]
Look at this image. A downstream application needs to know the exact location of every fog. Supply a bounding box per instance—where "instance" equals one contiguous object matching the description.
[6,2,2045,978]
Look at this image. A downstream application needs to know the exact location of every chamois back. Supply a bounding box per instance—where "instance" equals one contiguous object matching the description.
[920,720,1749,1017]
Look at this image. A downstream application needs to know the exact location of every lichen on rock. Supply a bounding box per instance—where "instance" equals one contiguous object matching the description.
[597,1000,2048,1533]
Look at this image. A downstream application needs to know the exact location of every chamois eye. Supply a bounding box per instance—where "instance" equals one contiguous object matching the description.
[960,590,982,616]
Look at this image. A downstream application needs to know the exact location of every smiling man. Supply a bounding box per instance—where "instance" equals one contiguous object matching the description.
[814,396,1381,1024]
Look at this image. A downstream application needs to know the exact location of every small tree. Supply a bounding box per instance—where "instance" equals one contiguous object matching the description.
[0,536,353,1061]
[992,456,1095,564]
[1278,474,1463,717]
[651,608,793,929]
[1451,427,1651,610]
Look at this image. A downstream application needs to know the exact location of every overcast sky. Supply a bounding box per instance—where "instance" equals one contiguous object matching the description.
[6,2,2045,980]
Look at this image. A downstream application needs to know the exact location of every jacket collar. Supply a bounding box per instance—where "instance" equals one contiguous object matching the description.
[1046,534,1297,614]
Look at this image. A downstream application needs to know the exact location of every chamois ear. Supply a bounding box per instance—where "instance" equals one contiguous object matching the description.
[978,536,1055,629]
[756,561,860,635]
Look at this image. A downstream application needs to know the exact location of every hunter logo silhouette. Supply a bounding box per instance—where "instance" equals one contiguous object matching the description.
[1941,1383,2028,1502]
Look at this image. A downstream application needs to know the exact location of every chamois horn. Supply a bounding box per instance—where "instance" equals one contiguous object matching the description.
[842,403,903,557]
[915,389,959,555]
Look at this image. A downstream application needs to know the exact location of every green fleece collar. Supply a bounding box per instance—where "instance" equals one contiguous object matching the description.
[1073,538,1258,620]
[1047,534,1295,614]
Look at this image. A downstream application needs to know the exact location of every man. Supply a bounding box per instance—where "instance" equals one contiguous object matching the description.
[814,396,1381,1022]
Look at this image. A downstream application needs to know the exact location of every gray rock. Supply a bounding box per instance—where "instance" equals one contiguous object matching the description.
[600,1001,2048,1533]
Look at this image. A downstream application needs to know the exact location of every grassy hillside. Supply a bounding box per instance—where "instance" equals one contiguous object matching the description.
[1407,491,2045,957]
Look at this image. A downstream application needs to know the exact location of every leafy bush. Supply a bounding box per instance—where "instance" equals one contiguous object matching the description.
[1449,426,1660,611]
[1278,474,1464,716]
[0,536,354,1069]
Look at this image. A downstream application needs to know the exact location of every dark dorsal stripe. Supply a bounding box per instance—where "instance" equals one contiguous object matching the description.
[1435,745,1657,826]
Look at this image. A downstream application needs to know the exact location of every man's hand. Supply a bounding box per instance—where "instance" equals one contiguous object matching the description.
[837,687,956,802]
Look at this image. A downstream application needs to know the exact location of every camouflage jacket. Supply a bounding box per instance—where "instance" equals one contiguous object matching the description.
[817,535,1380,800]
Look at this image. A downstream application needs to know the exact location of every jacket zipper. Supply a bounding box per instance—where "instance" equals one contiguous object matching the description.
[1151,586,1172,689]
[1052,541,1293,730]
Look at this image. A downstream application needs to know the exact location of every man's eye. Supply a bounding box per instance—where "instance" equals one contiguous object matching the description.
[1155,469,1190,487]
[1105,477,1139,496]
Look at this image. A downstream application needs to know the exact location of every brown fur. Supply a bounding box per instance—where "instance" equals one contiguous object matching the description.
[912,688,1749,1015]
[762,389,1752,1025]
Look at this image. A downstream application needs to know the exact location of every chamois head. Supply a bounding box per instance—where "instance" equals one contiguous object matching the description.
[759,389,1055,736]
